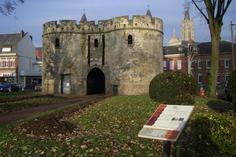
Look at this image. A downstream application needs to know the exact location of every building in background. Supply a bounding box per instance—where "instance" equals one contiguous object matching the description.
[164,1,234,86]
[164,1,195,75]
[0,31,41,88]
[164,41,233,85]
[30,47,42,85]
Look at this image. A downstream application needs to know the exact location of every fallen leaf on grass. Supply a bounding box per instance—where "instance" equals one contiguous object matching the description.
[80,144,88,149]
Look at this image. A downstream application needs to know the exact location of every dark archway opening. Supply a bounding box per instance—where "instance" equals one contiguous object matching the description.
[87,68,105,95]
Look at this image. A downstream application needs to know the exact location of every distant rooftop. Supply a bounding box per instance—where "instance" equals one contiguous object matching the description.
[197,41,232,54]
[0,33,21,46]
[164,41,232,55]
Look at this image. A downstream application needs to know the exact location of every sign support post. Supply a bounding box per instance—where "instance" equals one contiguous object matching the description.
[163,141,171,157]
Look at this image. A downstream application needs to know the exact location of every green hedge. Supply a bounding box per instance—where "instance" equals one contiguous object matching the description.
[176,112,236,157]
[149,71,197,105]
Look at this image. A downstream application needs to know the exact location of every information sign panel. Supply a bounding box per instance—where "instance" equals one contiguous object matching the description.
[138,104,194,142]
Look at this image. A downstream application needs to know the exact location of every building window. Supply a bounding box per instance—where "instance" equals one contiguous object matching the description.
[94,39,98,48]
[217,75,221,84]
[163,61,167,70]
[206,60,211,69]
[55,38,60,48]
[224,59,230,69]
[177,60,182,70]
[198,60,202,69]
[3,61,6,67]
[128,35,133,45]
[170,60,175,70]
[1,47,11,53]
[198,73,203,84]
[225,74,230,82]
[0,58,15,68]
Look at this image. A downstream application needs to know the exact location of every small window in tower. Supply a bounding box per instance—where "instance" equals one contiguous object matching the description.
[128,35,133,45]
[55,38,60,48]
[94,39,98,48]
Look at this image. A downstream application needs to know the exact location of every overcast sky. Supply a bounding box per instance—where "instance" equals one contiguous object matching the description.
[0,0,235,47]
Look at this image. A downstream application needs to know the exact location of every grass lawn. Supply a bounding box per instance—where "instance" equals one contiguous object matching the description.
[0,92,39,103]
[0,95,66,113]
[69,96,161,156]
[0,95,235,157]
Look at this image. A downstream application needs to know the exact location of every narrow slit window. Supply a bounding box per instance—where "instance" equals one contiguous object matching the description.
[55,38,60,48]
[94,39,98,48]
[102,35,105,65]
[88,35,90,65]
[128,35,133,45]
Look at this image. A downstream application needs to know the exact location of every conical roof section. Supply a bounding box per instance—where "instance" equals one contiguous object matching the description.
[146,9,152,17]
[80,13,87,23]
[168,29,181,46]
[184,7,190,20]
[184,0,190,20]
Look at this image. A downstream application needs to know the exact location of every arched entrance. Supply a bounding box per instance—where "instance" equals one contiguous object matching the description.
[87,68,105,95]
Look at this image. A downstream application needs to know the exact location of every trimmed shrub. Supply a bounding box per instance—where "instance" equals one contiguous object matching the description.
[149,71,197,105]
[229,70,236,103]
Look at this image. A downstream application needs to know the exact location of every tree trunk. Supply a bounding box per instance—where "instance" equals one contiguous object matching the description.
[191,0,232,97]
[208,23,221,97]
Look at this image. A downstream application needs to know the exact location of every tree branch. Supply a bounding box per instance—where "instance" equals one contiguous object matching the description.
[0,0,24,16]
[216,0,223,18]
[212,0,217,12]
[192,0,209,23]
[221,0,232,18]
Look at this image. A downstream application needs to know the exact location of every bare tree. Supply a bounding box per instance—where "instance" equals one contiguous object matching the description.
[0,0,24,16]
[192,0,232,97]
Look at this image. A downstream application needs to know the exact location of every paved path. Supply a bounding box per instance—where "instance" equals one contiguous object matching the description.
[0,95,108,124]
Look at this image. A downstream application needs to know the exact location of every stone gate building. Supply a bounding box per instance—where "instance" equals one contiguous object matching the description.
[42,10,163,95]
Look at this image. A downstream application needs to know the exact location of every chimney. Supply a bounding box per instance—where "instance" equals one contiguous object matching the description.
[20,30,25,38]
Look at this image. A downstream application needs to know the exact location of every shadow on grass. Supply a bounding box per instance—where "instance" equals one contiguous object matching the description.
[173,117,220,157]
[207,99,236,114]
[14,113,78,139]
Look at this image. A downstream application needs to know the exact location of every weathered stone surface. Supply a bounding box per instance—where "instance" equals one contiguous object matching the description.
[42,15,163,95]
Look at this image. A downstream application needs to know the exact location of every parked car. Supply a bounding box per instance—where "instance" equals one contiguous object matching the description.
[0,83,21,92]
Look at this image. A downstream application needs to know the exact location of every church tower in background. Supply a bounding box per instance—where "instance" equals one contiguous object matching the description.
[181,0,194,42]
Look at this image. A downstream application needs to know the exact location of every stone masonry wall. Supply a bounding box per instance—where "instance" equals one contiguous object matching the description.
[42,15,163,95]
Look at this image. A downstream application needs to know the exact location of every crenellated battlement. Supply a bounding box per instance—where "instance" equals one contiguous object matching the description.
[43,15,163,35]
